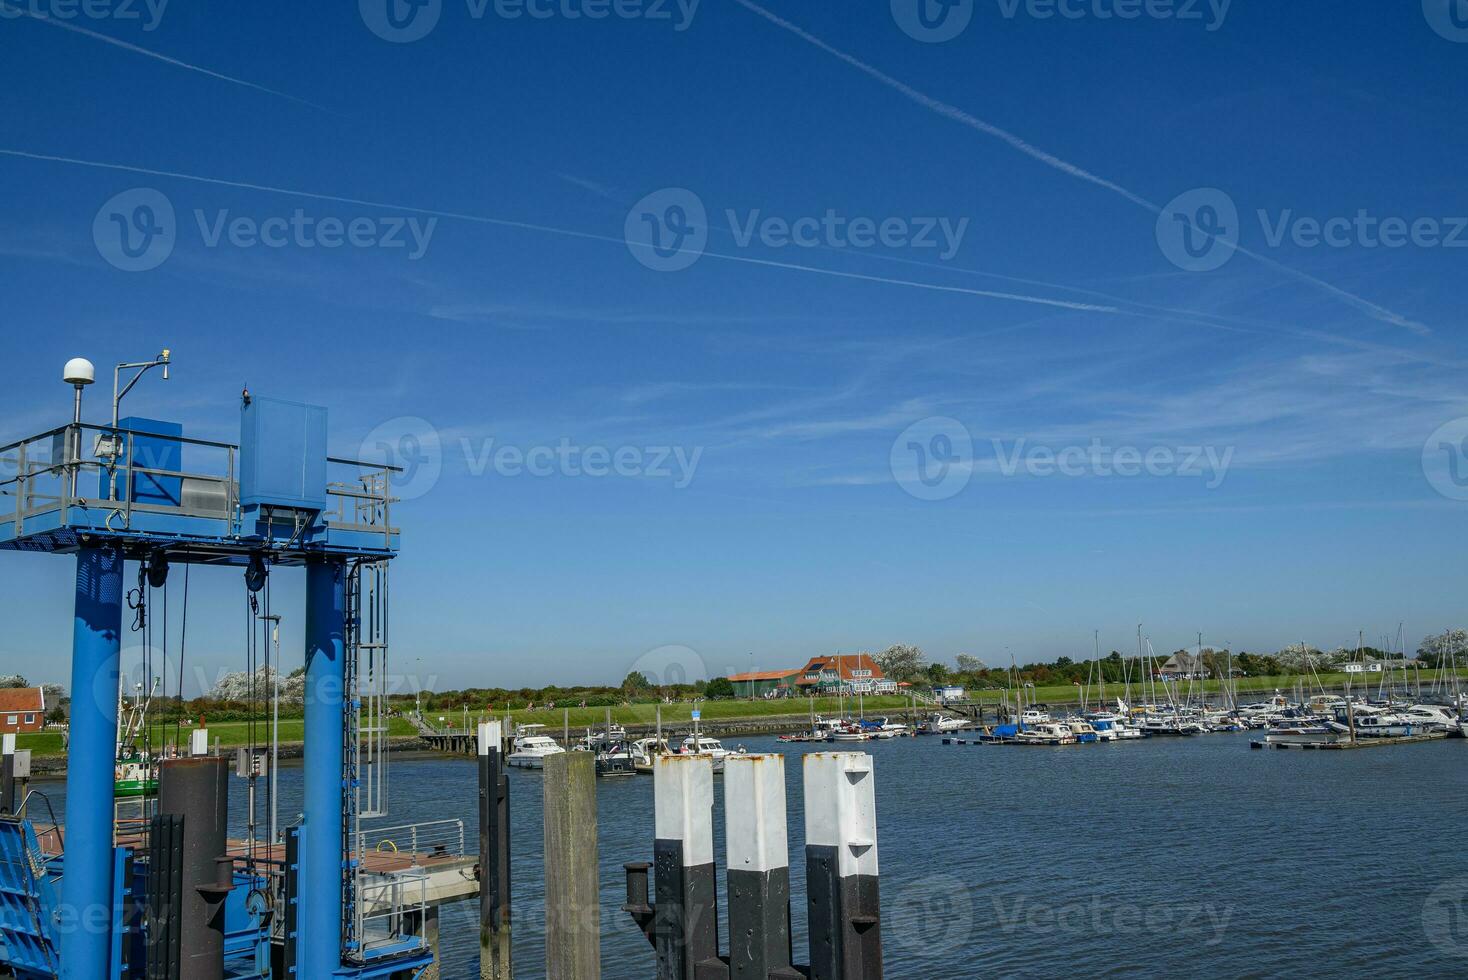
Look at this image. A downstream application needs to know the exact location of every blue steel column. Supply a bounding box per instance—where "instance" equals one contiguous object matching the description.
[61,544,124,979]
[301,559,346,977]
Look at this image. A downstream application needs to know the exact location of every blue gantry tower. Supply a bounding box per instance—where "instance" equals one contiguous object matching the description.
[0,358,424,979]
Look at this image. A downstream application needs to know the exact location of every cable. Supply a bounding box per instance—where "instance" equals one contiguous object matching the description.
[173,552,190,753]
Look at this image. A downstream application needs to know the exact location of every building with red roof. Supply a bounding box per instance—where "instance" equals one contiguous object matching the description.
[0,687,46,734]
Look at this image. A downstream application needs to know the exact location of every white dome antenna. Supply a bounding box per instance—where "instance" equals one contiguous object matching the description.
[64,357,95,387]
[64,357,95,426]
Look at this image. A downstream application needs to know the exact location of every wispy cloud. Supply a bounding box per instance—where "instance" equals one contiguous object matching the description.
[733,0,1428,336]
[555,172,619,202]
[0,149,1138,317]
[5,6,329,111]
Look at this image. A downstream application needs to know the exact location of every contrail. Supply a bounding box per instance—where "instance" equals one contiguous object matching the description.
[0,149,1115,314]
[3,5,328,111]
[732,0,1428,335]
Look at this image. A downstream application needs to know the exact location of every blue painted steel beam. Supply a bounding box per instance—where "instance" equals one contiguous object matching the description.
[300,559,346,978]
[60,544,123,980]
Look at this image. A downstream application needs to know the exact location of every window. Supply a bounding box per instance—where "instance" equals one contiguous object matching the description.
[852,668,872,678]
[23,714,34,725]
[4,715,15,726]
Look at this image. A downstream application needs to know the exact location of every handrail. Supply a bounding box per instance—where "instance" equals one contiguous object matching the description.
[356,818,464,865]
[3,423,408,469]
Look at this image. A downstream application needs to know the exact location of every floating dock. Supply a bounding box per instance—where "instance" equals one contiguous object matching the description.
[1250,732,1451,750]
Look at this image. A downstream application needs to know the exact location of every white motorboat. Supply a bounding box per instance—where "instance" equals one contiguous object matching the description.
[1019,708,1052,725]
[506,725,567,769]
[1086,711,1143,739]
[873,717,909,738]
[1400,704,1457,733]
[1140,714,1204,736]
[1264,721,1351,746]
[1015,722,1076,746]
[630,736,671,773]
[1459,719,1468,739]
[1353,712,1416,738]
[678,734,745,771]
[922,713,967,734]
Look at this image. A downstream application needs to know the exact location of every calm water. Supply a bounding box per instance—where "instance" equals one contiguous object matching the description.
[36,733,1468,977]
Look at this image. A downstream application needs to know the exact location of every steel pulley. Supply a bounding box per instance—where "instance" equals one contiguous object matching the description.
[245,553,269,593]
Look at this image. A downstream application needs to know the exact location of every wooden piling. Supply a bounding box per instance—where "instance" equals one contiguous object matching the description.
[543,752,601,979]
[421,906,442,980]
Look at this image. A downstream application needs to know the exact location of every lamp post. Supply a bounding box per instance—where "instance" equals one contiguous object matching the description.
[106,349,172,501]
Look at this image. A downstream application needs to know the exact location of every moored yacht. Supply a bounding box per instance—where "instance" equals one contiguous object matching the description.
[630,736,671,773]
[1264,721,1351,746]
[1064,719,1102,743]
[1086,711,1143,739]
[1015,722,1077,746]
[1400,704,1457,733]
[506,724,567,769]
[1353,712,1416,738]
[922,713,967,734]
[679,734,745,771]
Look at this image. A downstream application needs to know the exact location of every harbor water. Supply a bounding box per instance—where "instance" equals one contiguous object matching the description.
[34,732,1468,977]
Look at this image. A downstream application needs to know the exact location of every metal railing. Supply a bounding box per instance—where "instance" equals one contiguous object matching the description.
[0,422,398,544]
[350,867,430,961]
[356,818,465,866]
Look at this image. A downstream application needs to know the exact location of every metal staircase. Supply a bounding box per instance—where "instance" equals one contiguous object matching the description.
[0,816,61,979]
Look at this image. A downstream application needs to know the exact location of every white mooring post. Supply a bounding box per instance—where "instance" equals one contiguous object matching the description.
[804,753,882,980]
[478,721,512,980]
[189,727,210,758]
[653,754,719,980]
[725,754,793,979]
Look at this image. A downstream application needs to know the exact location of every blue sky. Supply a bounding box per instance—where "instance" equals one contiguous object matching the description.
[1,1,1465,692]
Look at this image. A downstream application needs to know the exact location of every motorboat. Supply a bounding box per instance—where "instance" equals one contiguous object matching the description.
[1018,708,1052,725]
[1015,723,1076,746]
[1086,711,1143,739]
[1064,719,1101,743]
[630,736,671,773]
[1400,704,1457,733]
[1264,721,1351,746]
[578,723,628,751]
[590,734,636,776]
[678,734,746,771]
[830,722,873,742]
[873,717,909,738]
[1140,714,1204,736]
[506,724,567,769]
[921,713,967,734]
[1352,712,1417,738]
